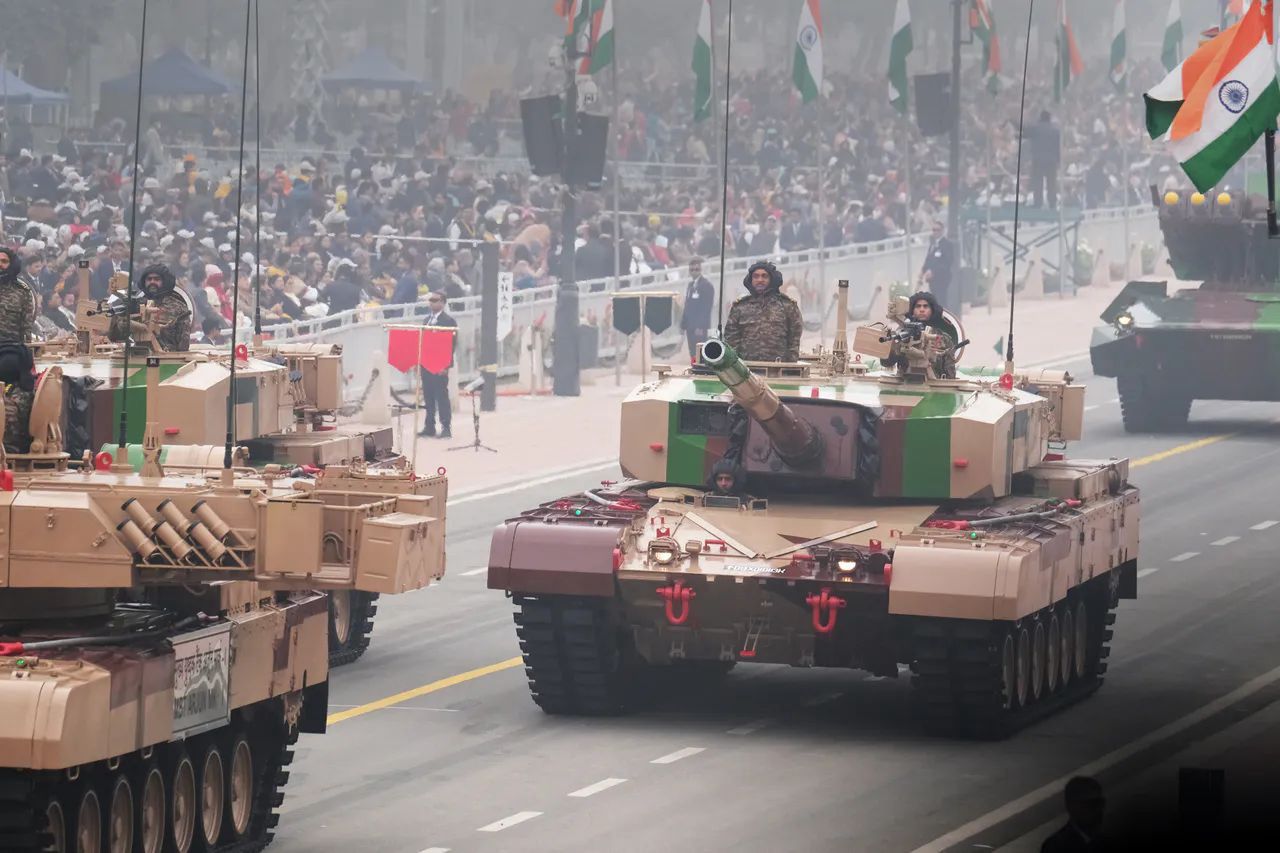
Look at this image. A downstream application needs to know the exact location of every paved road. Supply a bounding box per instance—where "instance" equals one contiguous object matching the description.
[271,362,1280,852]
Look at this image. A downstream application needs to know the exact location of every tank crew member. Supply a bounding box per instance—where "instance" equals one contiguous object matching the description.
[887,291,958,379]
[0,343,36,453]
[708,458,748,497]
[108,264,193,353]
[0,247,37,344]
[722,260,803,362]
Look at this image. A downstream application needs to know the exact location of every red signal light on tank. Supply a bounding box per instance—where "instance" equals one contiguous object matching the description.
[999,373,1015,390]
[612,548,623,571]
[649,443,665,452]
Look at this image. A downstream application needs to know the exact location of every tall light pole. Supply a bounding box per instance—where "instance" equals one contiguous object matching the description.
[948,0,964,320]
[552,38,587,396]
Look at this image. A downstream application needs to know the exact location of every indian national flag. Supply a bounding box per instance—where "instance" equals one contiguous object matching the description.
[693,0,713,122]
[1110,0,1127,90]
[564,0,593,74]
[588,0,614,74]
[888,0,913,114]
[1163,0,1184,71]
[792,0,823,103]
[1055,0,1084,102]
[1145,0,1280,192]
[970,0,1002,94]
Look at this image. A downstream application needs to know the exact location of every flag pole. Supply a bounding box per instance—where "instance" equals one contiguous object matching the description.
[413,325,423,474]
[1265,127,1278,237]
[903,121,915,291]
[610,1,624,380]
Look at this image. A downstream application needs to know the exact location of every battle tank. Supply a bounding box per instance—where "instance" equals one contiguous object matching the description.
[0,361,445,852]
[490,282,1140,737]
[1090,187,1280,431]
[26,270,442,667]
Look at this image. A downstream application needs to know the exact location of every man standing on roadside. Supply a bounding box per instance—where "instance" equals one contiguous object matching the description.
[418,292,457,439]
[680,257,715,361]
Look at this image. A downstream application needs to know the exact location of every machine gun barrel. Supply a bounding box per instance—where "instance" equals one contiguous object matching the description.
[701,339,823,467]
[879,321,925,345]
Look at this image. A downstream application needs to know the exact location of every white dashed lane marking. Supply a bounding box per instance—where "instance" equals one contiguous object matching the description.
[477,812,543,833]
[803,691,844,708]
[1170,552,1199,562]
[1210,536,1240,547]
[459,567,488,577]
[651,747,705,765]
[567,778,628,798]
[419,848,450,853]
[1137,568,1160,579]
[726,719,772,736]
[1251,520,1279,530]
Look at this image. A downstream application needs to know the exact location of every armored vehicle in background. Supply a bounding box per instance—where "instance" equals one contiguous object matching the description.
[1091,188,1280,431]
[0,365,445,851]
[490,283,1140,737]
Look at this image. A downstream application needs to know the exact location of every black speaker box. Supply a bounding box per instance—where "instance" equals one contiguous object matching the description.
[520,95,563,176]
[914,72,954,137]
[567,113,609,189]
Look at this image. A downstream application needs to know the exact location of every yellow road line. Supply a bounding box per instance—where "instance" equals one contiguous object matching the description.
[331,432,1242,725]
[327,657,523,725]
[1131,433,1235,468]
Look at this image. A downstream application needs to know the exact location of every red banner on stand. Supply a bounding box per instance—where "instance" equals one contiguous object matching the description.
[387,325,457,374]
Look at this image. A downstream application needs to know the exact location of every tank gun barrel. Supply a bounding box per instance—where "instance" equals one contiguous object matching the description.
[701,339,823,467]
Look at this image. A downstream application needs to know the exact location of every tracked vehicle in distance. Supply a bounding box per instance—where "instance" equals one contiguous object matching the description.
[1091,188,1280,431]
[490,282,1140,737]
[0,363,445,851]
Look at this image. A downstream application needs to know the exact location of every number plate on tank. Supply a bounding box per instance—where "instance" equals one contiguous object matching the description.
[171,622,232,737]
[719,563,785,576]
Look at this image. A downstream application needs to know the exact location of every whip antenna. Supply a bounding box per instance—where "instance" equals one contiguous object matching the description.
[715,0,735,337]
[117,0,150,462]
[1005,0,1036,373]
[253,0,263,340]
[224,0,253,470]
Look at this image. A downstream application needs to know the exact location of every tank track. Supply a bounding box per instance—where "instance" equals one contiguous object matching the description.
[1118,375,1192,433]
[328,591,379,668]
[0,706,297,852]
[514,594,635,715]
[911,576,1117,738]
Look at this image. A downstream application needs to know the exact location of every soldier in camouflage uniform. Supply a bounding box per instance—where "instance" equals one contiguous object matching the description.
[722,260,803,362]
[0,247,37,344]
[0,343,35,453]
[884,291,958,379]
[108,264,192,352]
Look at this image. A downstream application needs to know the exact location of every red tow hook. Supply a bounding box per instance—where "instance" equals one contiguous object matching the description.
[656,580,696,625]
[805,588,847,635]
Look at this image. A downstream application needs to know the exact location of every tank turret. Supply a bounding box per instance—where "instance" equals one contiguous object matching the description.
[700,339,823,468]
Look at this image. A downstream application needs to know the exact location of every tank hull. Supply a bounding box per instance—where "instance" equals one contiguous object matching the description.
[491,460,1139,737]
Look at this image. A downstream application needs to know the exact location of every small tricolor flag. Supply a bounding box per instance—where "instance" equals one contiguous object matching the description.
[792,0,823,103]
[888,0,913,114]
[1055,0,1084,102]
[693,0,713,122]
[970,0,1002,94]
[1110,0,1128,91]
[1145,0,1280,192]
[1163,0,1184,72]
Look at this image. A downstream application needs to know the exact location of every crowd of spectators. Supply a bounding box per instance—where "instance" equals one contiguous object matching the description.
[0,56,1172,343]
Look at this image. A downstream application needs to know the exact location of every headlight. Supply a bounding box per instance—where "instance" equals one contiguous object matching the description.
[835,559,858,573]
[1115,312,1134,330]
[652,548,677,565]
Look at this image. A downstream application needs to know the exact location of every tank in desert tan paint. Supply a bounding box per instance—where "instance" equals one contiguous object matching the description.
[489,282,1140,737]
[0,367,445,852]
[33,277,423,668]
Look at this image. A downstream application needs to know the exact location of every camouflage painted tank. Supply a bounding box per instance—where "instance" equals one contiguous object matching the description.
[1091,189,1280,430]
[0,366,445,851]
[29,280,438,668]
[490,284,1140,737]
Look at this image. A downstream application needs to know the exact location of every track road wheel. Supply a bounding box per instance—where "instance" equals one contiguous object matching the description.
[328,591,379,667]
[135,763,164,853]
[1014,624,1031,709]
[1060,605,1075,687]
[223,736,253,842]
[999,632,1017,711]
[105,775,133,853]
[73,784,103,853]
[166,751,196,853]
[45,798,68,853]
[513,595,638,715]
[1072,599,1090,682]
[1118,375,1191,432]
[196,744,224,849]
[1045,611,1061,695]
[1031,620,1047,702]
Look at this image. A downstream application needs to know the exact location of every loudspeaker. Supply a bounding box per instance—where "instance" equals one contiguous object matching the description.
[612,294,642,336]
[520,95,563,176]
[914,72,954,137]
[643,294,674,334]
[567,113,609,189]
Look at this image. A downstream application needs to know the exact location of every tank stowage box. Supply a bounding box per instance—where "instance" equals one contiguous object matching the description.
[490,282,1139,738]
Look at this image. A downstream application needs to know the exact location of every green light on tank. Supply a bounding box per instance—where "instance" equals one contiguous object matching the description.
[574,509,583,516]
[969,532,979,540]
[15,658,27,668]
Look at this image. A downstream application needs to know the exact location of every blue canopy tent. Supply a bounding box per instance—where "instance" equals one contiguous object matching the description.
[322,47,423,92]
[0,68,70,105]
[99,49,232,99]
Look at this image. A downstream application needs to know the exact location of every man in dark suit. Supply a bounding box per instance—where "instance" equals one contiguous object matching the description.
[1025,110,1062,210]
[418,291,457,439]
[679,258,715,361]
[920,220,956,310]
[779,209,814,252]
[1041,776,1106,853]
